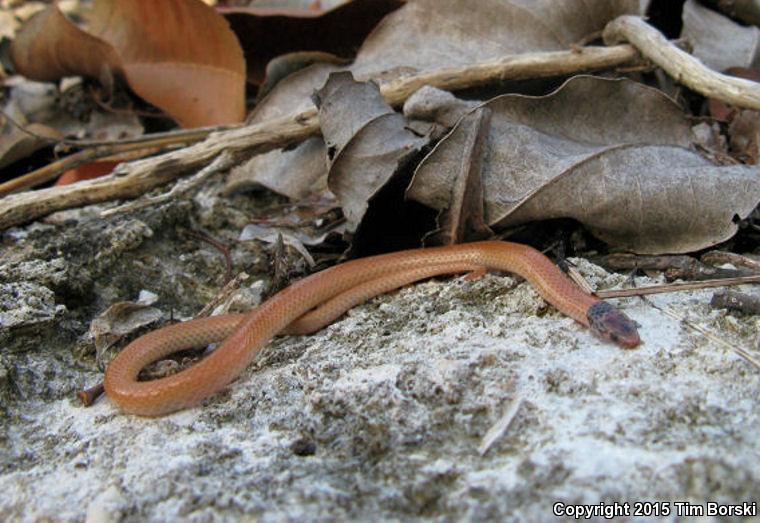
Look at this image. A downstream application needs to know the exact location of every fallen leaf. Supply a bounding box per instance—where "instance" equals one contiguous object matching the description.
[55,161,120,186]
[0,112,60,171]
[315,72,430,232]
[707,68,760,163]
[408,76,760,254]
[681,0,760,73]
[419,107,493,246]
[227,0,641,203]
[220,0,404,84]
[225,62,342,197]
[700,0,760,27]
[89,301,164,358]
[350,0,641,79]
[257,51,350,101]
[11,0,246,127]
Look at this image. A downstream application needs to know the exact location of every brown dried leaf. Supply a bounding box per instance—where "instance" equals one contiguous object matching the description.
[89,301,163,356]
[707,68,760,164]
[0,121,59,170]
[225,62,342,197]
[315,72,429,231]
[11,0,245,127]
[10,5,120,82]
[681,0,760,72]
[350,0,640,78]
[419,107,493,246]
[220,0,404,84]
[226,136,328,199]
[226,0,640,201]
[257,51,350,101]
[408,76,760,254]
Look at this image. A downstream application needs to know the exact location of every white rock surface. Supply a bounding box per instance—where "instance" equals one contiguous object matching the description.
[2,262,759,522]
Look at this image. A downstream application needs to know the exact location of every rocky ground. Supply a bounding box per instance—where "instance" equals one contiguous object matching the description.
[1,177,759,522]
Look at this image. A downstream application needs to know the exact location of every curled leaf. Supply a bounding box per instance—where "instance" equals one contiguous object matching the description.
[408,76,760,254]
[315,72,429,231]
[681,0,760,72]
[11,0,245,127]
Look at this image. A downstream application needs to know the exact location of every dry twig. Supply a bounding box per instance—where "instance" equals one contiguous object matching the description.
[603,15,760,110]
[595,274,760,299]
[0,126,229,197]
[656,303,760,371]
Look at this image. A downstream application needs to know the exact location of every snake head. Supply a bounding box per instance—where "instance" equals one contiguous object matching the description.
[586,301,640,348]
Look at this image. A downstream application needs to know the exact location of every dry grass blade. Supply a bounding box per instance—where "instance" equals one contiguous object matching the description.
[657,305,760,371]
[595,274,760,299]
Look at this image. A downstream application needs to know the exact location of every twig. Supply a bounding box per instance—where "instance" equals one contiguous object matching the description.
[77,382,105,407]
[185,229,235,285]
[701,251,760,272]
[0,126,227,197]
[595,274,760,299]
[479,397,524,456]
[603,15,760,110]
[100,150,236,217]
[0,44,641,230]
[656,303,760,371]
[195,272,250,318]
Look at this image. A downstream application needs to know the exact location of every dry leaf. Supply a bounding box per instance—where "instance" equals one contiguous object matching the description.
[315,72,429,231]
[220,0,404,84]
[227,136,328,199]
[0,112,60,171]
[420,107,493,246]
[89,301,163,357]
[11,0,245,127]
[350,0,640,78]
[681,0,760,73]
[55,161,120,186]
[225,62,342,197]
[408,76,760,254]
[226,0,640,202]
[257,51,350,101]
[705,68,760,164]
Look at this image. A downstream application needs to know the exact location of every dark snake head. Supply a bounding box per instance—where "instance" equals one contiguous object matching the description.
[586,301,641,348]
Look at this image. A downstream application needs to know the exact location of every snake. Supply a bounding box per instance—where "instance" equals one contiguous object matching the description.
[103,241,640,416]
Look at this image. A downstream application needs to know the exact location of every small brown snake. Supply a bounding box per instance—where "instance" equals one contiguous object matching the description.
[104,241,640,416]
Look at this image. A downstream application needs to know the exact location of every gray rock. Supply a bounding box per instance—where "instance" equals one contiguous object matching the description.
[1,182,758,522]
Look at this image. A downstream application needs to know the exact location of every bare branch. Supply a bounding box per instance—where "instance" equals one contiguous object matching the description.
[603,15,760,110]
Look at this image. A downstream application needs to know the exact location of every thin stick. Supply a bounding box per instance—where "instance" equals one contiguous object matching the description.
[99,150,236,217]
[0,127,225,197]
[603,15,760,110]
[77,382,105,406]
[185,228,235,285]
[657,305,760,371]
[195,272,250,318]
[479,397,524,456]
[595,274,760,299]
[0,44,641,230]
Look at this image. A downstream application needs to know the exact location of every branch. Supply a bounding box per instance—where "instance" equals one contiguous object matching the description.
[0,125,231,197]
[603,15,760,110]
[0,44,640,230]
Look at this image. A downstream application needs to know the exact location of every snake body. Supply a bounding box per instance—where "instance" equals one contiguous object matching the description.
[104,241,640,416]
